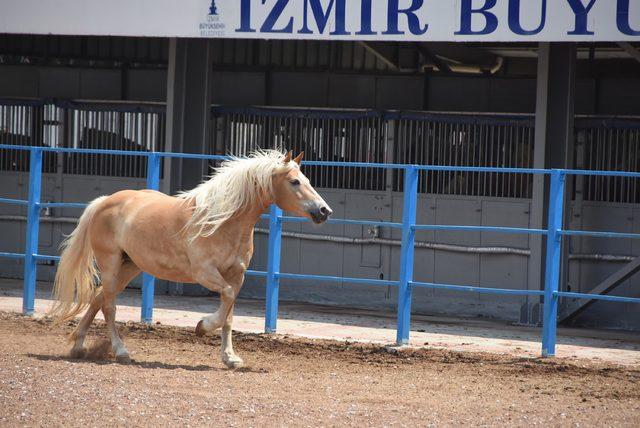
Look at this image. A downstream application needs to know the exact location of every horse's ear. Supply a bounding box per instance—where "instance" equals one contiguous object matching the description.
[293,151,304,165]
[283,151,292,163]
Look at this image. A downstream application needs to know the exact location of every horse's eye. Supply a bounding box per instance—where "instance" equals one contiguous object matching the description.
[290,179,301,186]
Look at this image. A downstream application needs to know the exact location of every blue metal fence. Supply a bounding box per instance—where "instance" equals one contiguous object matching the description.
[2,143,640,357]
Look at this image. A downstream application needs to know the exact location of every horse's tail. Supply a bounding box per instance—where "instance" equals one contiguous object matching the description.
[49,196,107,324]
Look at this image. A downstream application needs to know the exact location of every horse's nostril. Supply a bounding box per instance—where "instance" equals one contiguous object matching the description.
[320,206,330,216]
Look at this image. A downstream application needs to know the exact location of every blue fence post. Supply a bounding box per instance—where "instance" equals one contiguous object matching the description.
[23,148,43,315]
[542,170,566,357]
[265,204,283,333]
[396,166,418,345]
[141,153,161,324]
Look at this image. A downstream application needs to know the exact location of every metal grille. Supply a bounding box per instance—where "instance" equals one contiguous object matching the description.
[211,108,535,196]
[0,101,58,172]
[210,108,389,191]
[393,117,534,197]
[575,124,640,204]
[4,99,640,202]
[0,99,166,178]
[63,104,166,177]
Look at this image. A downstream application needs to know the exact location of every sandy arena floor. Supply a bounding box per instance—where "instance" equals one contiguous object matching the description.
[1,278,640,426]
[1,279,639,367]
[0,311,639,427]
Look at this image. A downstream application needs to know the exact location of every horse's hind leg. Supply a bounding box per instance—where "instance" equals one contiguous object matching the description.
[69,261,140,359]
[102,294,129,362]
[92,254,141,363]
[69,292,104,358]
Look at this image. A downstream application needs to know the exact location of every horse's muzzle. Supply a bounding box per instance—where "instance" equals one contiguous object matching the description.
[309,205,333,224]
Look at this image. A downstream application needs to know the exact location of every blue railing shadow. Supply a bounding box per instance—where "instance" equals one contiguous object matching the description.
[1,144,640,357]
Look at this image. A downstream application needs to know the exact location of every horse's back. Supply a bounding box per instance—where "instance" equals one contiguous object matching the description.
[89,190,188,247]
[99,189,180,212]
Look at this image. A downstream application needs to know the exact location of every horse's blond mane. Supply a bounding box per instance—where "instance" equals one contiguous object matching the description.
[178,149,294,240]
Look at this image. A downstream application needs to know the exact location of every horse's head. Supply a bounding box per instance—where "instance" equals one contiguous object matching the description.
[273,151,333,224]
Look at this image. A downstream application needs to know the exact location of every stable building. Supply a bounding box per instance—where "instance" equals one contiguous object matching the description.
[1,0,640,331]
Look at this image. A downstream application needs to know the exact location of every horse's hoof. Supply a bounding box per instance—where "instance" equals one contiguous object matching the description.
[195,320,206,337]
[223,355,244,369]
[69,347,87,359]
[115,353,132,364]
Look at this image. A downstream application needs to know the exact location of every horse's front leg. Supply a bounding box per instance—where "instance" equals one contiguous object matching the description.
[220,305,243,369]
[195,285,236,336]
[193,268,244,368]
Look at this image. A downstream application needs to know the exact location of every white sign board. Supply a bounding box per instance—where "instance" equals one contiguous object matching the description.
[0,0,638,41]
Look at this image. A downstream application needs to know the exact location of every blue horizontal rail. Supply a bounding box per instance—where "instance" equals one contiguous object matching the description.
[560,230,640,240]
[412,224,548,235]
[0,144,544,172]
[157,152,227,161]
[411,281,545,297]
[33,254,60,262]
[38,202,88,209]
[557,168,640,178]
[0,142,636,176]
[0,252,25,260]
[303,160,408,169]
[555,291,640,304]
[245,270,268,278]
[415,165,551,174]
[1,144,639,358]
[0,144,227,160]
[0,197,28,206]
[0,144,154,157]
[326,218,404,228]
[277,272,397,287]
[280,215,404,229]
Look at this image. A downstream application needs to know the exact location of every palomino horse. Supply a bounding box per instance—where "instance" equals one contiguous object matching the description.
[49,150,332,368]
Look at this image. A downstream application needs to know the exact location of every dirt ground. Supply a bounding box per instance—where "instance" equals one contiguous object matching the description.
[0,312,639,427]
